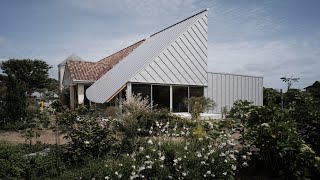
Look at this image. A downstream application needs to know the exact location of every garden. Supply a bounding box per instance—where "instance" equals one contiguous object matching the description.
[1,59,320,179]
[1,90,320,179]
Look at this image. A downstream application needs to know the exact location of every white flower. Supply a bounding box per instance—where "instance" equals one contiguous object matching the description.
[137,128,141,132]
[173,159,178,163]
[224,159,228,163]
[105,176,110,180]
[84,140,90,145]
[148,139,153,145]
[247,152,252,156]
[261,123,269,127]
[196,152,202,158]
[117,174,122,179]
[223,172,227,176]
[115,171,118,175]
[160,156,165,161]
[149,130,152,134]
[206,170,211,174]
[168,175,172,179]
[229,154,236,160]
[138,166,145,171]
[119,163,123,166]
[160,165,164,168]
[220,153,225,157]
[132,165,136,169]
[242,162,248,167]
[198,138,203,141]
[182,172,187,176]
[231,164,237,170]
[139,147,144,151]
[146,155,150,159]
[184,146,188,150]
[201,161,205,165]
[242,155,247,159]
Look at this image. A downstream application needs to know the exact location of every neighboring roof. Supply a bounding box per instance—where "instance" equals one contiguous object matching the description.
[59,53,83,66]
[64,40,145,83]
[86,9,208,103]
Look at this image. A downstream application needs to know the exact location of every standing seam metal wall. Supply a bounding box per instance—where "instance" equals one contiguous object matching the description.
[207,72,263,114]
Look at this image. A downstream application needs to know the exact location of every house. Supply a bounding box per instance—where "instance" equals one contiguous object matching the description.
[59,9,263,114]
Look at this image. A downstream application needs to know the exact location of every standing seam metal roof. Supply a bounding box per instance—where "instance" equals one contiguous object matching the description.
[86,9,208,103]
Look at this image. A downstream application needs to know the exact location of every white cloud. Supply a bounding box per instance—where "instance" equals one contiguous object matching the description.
[208,39,320,89]
[64,0,212,17]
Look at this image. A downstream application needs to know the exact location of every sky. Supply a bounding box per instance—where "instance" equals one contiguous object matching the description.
[0,0,320,90]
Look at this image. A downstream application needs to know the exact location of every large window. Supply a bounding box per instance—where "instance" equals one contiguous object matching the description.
[129,84,204,112]
[173,86,188,112]
[190,87,204,97]
[152,85,170,109]
[132,84,151,101]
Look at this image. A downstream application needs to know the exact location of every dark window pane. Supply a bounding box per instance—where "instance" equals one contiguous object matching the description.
[190,87,204,97]
[152,85,170,109]
[132,84,151,101]
[173,86,188,112]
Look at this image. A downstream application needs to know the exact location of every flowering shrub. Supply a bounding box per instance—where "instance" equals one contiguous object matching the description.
[246,105,320,179]
[61,113,121,162]
[101,123,240,180]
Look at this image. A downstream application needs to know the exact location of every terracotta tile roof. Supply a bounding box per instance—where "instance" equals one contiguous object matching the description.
[66,39,145,82]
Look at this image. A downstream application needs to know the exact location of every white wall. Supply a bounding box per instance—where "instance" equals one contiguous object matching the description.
[207,72,263,113]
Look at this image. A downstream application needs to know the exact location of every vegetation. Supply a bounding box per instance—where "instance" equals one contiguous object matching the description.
[1,72,320,179]
[0,59,55,130]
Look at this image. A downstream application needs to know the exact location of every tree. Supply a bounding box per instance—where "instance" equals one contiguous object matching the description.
[280,75,300,92]
[0,59,52,129]
[0,59,52,93]
[0,74,7,100]
[305,81,320,102]
[2,73,27,128]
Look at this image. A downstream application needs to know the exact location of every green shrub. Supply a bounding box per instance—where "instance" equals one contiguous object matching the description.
[0,142,26,178]
[0,142,61,179]
[183,96,215,120]
[246,105,320,179]
[63,115,121,163]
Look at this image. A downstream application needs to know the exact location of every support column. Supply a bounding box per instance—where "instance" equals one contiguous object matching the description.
[77,84,85,105]
[170,85,173,112]
[70,85,75,110]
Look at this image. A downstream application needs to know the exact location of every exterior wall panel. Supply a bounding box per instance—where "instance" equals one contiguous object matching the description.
[207,72,263,113]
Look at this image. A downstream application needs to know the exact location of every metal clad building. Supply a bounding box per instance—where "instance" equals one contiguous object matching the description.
[206,72,263,113]
[86,10,208,103]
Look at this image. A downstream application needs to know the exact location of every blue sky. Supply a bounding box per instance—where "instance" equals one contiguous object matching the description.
[1,0,320,90]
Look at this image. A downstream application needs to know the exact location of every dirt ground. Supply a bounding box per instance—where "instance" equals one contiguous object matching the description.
[0,129,68,145]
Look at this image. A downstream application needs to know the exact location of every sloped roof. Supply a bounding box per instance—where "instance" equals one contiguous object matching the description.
[86,9,208,103]
[64,40,145,82]
[59,53,83,66]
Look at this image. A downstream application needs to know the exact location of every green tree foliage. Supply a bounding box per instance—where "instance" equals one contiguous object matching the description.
[305,81,320,102]
[0,59,52,93]
[0,59,52,129]
[0,74,7,100]
[2,74,27,128]
[263,87,281,106]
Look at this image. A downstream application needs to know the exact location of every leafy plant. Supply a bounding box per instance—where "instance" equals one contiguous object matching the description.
[183,96,215,121]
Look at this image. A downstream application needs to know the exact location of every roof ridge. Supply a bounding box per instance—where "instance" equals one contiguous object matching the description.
[150,9,208,37]
[98,39,145,63]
